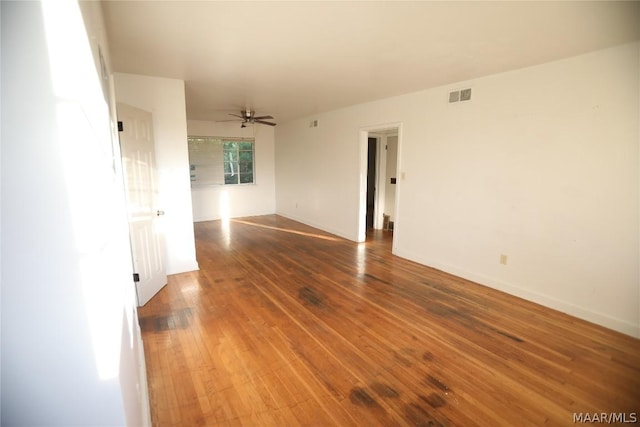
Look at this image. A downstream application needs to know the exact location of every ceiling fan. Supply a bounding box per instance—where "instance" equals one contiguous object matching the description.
[228,110,276,128]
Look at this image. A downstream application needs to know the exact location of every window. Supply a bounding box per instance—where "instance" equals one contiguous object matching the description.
[223,140,254,184]
[188,137,255,186]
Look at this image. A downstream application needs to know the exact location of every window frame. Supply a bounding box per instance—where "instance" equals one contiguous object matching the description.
[188,136,256,187]
[222,140,255,185]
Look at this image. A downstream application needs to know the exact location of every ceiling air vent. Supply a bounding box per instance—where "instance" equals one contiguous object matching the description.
[449,88,472,103]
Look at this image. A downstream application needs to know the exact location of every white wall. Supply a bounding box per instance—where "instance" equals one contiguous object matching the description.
[114,73,199,275]
[276,42,640,337]
[1,1,148,424]
[78,3,152,425]
[276,113,369,239]
[187,120,276,221]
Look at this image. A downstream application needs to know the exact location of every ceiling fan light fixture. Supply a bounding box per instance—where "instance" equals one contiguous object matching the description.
[227,110,276,127]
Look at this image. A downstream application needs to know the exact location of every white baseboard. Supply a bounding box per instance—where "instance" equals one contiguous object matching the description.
[393,248,640,339]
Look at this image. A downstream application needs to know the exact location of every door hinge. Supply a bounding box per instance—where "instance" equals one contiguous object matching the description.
[118,121,124,132]
[133,273,140,283]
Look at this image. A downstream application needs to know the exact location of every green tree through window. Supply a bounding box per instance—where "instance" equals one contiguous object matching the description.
[223,141,254,184]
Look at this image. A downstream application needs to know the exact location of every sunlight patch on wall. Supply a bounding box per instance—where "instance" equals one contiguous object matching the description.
[42,0,125,380]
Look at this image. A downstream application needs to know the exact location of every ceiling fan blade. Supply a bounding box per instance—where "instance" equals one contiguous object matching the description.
[255,120,277,126]
[252,115,274,120]
[229,113,244,119]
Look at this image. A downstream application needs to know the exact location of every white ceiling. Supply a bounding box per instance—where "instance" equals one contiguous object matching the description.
[101,1,640,123]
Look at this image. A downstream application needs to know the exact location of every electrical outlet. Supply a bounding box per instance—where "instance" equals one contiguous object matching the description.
[500,254,508,265]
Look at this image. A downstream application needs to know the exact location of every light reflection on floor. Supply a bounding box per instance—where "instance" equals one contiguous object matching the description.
[230,219,342,241]
[220,217,232,248]
[357,242,367,277]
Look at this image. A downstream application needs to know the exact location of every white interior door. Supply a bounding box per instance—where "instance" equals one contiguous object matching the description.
[117,103,167,306]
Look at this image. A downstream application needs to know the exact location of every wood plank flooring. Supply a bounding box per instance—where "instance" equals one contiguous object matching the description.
[138,215,640,426]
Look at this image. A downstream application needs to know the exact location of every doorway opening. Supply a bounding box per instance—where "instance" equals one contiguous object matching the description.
[366,137,377,230]
[358,124,401,249]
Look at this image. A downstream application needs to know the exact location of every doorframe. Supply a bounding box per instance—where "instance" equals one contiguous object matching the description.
[357,122,403,244]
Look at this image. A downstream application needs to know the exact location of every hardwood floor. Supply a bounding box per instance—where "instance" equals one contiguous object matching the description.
[139,215,640,426]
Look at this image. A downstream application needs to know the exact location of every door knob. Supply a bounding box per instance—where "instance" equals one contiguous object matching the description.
[157,210,165,216]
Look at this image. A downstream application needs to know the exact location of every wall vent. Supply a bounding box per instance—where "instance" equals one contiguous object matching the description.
[449,88,472,103]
